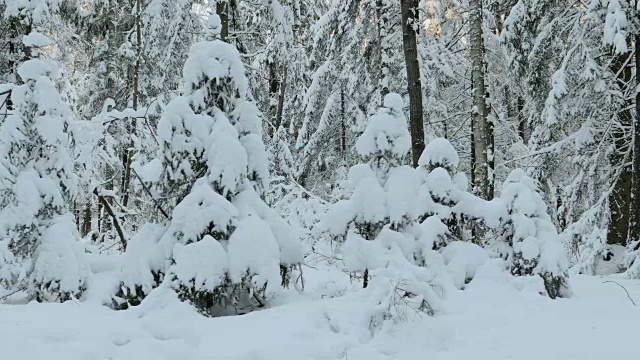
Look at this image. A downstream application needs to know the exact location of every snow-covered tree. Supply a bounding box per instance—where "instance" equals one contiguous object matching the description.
[0,33,88,302]
[316,93,448,317]
[116,26,301,315]
[498,169,571,299]
[417,138,469,243]
[315,93,418,243]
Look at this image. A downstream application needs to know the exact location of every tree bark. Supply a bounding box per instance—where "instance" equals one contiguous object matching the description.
[268,61,278,137]
[276,66,287,131]
[81,201,92,238]
[629,34,640,245]
[377,0,390,100]
[399,0,425,167]
[608,48,634,246]
[470,0,490,200]
[217,1,230,42]
[268,62,287,138]
[341,86,347,155]
[122,0,142,208]
[487,100,495,199]
[517,97,528,143]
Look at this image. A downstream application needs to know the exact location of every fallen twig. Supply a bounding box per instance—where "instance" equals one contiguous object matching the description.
[603,280,637,307]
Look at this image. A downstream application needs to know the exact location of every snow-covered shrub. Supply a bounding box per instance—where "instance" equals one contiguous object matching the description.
[315,93,419,243]
[342,228,447,321]
[499,169,571,299]
[114,224,167,309]
[314,93,451,319]
[441,241,490,289]
[0,34,88,302]
[30,216,89,302]
[415,215,450,263]
[117,30,301,315]
[415,138,470,244]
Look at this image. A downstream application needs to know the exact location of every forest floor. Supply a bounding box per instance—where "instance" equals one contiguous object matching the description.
[1,263,639,360]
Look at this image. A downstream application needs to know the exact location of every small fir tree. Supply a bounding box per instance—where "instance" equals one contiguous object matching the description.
[116,19,301,314]
[499,169,572,299]
[0,33,88,302]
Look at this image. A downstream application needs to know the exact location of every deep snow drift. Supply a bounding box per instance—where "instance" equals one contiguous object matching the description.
[1,264,638,360]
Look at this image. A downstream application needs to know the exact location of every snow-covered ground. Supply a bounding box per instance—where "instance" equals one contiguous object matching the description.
[1,270,638,360]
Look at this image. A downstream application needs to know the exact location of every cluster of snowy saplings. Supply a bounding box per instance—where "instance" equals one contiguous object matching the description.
[112,20,302,316]
[314,93,572,318]
[0,22,301,316]
[0,24,568,319]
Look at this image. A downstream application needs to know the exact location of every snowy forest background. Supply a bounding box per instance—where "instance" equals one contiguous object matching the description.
[1,0,640,321]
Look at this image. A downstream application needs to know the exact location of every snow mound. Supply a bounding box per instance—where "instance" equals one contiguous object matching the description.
[355,92,410,160]
[441,241,490,289]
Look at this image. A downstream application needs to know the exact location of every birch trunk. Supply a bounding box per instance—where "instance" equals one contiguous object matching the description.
[470,0,490,199]
[122,0,142,208]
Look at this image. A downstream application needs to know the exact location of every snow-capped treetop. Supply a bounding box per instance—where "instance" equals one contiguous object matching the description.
[355,92,411,165]
[206,13,222,39]
[382,92,403,113]
[419,138,460,173]
[425,167,459,206]
[501,169,548,218]
[158,35,270,201]
[314,96,422,242]
[182,41,250,113]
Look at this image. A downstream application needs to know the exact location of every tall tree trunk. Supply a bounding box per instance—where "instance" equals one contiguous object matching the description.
[122,0,142,208]
[81,201,92,238]
[7,18,19,86]
[487,96,495,199]
[629,34,640,245]
[341,86,347,155]
[470,0,490,200]
[267,61,278,137]
[608,48,634,246]
[276,66,287,131]
[399,0,425,167]
[268,62,287,138]
[377,0,390,100]
[217,0,230,42]
[517,97,528,143]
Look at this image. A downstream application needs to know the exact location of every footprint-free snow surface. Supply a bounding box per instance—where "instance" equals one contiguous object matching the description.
[1,274,638,360]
